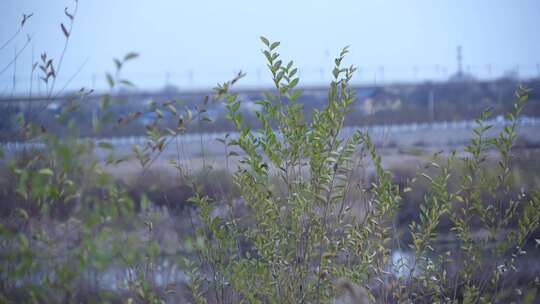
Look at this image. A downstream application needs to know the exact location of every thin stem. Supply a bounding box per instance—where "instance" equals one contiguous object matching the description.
[48,0,79,98]
[0,26,22,51]
[53,57,89,99]
[0,34,33,76]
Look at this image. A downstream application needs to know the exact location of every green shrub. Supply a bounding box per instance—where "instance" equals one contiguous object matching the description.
[186,38,540,304]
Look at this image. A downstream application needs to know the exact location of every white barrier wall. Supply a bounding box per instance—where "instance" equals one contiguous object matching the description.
[2,116,539,152]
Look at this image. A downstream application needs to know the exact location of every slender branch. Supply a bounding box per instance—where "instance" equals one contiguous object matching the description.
[0,34,33,76]
[0,27,23,51]
[0,12,32,51]
[53,57,89,98]
[47,0,79,98]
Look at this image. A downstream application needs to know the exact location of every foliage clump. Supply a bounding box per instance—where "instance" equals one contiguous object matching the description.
[185,38,540,304]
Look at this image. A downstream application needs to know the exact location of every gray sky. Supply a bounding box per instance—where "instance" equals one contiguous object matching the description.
[1,0,539,94]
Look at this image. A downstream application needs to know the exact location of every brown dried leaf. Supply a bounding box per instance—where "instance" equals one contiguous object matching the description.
[60,23,69,38]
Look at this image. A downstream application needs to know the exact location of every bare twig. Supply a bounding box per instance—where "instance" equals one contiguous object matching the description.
[0,34,33,76]
[53,57,89,98]
[47,0,79,98]
[0,13,32,51]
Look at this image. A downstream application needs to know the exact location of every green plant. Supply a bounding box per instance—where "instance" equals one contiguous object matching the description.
[185,38,392,303]
[2,14,539,302]
[186,38,540,304]
[0,6,165,301]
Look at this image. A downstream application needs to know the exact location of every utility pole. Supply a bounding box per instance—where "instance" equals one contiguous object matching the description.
[428,89,435,122]
[165,71,170,86]
[322,49,330,82]
[456,45,463,78]
[36,74,41,95]
[10,45,17,100]
[188,70,194,85]
[91,73,96,89]
[256,68,262,83]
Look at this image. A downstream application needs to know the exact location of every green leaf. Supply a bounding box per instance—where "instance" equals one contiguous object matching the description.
[270,41,280,51]
[167,104,177,115]
[332,67,340,79]
[92,114,100,131]
[16,208,29,220]
[100,94,111,109]
[17,234,29,248]
[38,168,54,176]
[289,78,299,88]
[231,101,241,112]
[98,142,114,150]
[106,73,114,88]
[289,89,303,100]
[119,79,134,87]
[263,51,272,63]
[260,36,270,46]
[524,288,537,304]
[113,58,122,70]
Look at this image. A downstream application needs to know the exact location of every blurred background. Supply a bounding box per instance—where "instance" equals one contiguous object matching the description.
[1,0,540,93]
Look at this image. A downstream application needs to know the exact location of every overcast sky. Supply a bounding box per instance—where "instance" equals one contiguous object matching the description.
[1,0,539,94]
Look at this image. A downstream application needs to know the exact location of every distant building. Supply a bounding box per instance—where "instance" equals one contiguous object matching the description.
[357,88,402,115]
[47,102,61,113]
[448,72,476,82]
